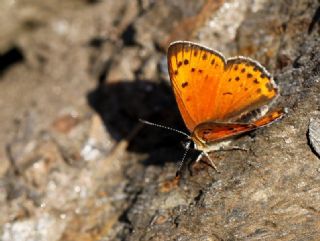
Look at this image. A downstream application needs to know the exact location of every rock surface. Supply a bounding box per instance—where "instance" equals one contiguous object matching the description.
[0,0,320,240]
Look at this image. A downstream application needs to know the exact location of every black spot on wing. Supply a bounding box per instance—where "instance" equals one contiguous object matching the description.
[265,82,274,91]
[203,129,213,135]
[181,82,188,88]
[260,73,267,78]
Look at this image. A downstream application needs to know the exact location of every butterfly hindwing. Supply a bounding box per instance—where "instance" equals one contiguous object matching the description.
[193,108,285,143]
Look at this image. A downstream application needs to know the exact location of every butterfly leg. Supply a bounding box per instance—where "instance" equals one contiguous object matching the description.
[218,146,249,152]
[204,151,219,172]
[195,151,219,172]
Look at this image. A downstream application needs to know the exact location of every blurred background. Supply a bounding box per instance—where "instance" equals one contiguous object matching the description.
[0,0,320,240]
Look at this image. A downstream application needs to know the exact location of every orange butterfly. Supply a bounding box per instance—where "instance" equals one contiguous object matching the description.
[166,41,285,170]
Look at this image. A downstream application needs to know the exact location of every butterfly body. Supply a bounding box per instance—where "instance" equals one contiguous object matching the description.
[167,41,285,169]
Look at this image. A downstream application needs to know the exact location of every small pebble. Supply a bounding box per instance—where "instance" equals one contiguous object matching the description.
[308,117,320,158]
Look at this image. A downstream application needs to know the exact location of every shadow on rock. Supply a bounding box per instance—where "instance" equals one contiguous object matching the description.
[87,80,191,166]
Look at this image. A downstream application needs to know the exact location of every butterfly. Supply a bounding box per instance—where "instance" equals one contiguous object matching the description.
[166,41,285,170]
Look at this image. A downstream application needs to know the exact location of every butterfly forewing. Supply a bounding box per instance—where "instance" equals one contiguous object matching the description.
[168,41,225,131]
[167,41,284,146]
[214,58,279,120]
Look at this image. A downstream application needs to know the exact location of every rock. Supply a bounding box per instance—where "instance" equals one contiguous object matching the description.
[1,0,320,240]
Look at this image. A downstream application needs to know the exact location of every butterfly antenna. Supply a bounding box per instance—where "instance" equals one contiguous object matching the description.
[175,140,191,177]
[139,119,190,138]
